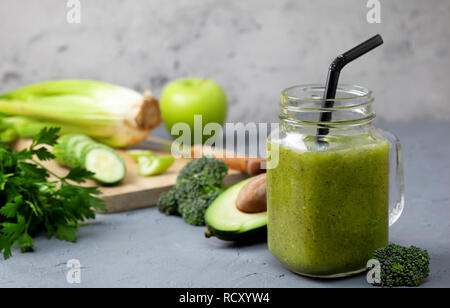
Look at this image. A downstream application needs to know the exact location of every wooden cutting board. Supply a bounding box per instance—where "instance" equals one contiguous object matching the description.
[13,139,249,213]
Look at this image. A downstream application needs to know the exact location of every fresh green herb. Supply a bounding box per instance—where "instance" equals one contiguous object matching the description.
[0,127,106,259]
[157,156,228,226]
[368,243,430,287]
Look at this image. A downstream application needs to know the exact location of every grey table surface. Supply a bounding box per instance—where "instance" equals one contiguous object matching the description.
[0,122,449,288]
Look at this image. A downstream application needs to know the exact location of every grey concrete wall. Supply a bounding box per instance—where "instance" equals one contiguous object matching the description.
[0,0,449,123]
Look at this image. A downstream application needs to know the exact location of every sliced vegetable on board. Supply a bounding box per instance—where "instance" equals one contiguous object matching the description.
[137,155,175,177]
[53,134,126,185]
[126,149,156,161]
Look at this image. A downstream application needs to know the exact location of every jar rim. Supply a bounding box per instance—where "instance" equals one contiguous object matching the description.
[281,84,372,104]
[279,84,375,127]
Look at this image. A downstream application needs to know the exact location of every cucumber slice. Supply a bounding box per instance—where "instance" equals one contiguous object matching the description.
[53,141,70,166]
[54,134,126,185]
[54,134,92,167]
[66,134,91,149]
[80,142,108,162]
[137,156,174,176]
[126,149,156,162]
[53,134,85,167]
[66,136,93,167]
[84,147,126,184]
[73,138,96,163]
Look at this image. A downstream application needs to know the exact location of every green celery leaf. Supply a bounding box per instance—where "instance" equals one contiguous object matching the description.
[0,173,13,190]
[0,215,26,239]
[0,195,23,218]
[64,166,94,183]
[44,216,55,239]
[17,162,48,179]
[55,224,78,242]
[88,195,107,212]
[0,149,16,169]
[15,149,33,161]
[32,127,60,147]
[25,200,43,217]
[33,147,55,161]
[17,232,34,253]
[0,234,12,259]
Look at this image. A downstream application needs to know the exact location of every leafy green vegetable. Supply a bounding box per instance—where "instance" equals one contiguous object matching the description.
[368,243,430,287]
[0,127,106,259]
[157,156,228,226]
[157,189,178,216]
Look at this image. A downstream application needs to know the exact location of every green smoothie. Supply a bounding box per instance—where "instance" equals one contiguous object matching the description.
[267,134,389,277]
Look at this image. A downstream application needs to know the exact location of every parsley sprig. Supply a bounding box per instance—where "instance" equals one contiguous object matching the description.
[0,127,106,259]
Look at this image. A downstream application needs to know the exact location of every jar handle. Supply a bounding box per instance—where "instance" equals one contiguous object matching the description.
[380,129,405,226]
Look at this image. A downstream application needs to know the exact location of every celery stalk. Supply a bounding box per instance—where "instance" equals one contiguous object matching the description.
[0,80,161,147]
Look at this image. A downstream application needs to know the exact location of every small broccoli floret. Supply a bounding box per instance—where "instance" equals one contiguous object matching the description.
[177,156,228,188]
[156,156,228,226]
[157,189,178,216]
[177,190,222,226]
[369,243,430,287]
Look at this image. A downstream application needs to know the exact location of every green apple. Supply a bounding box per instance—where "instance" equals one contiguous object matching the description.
[160,78,227,144]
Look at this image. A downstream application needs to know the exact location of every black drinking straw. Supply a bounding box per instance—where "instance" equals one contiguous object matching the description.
[316,34,384,141]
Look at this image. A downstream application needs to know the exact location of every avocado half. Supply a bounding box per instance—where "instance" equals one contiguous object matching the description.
[205,178,267,241]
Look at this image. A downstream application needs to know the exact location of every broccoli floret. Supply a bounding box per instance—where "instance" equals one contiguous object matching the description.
[157,189,178,216]
[156,156,228,226]
[177,155,228,188]
[178,194,214,226]
[369,243,430,287]
[177,189,222,226]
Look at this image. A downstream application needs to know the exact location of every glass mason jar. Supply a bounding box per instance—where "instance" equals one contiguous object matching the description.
[266,85,404,278]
